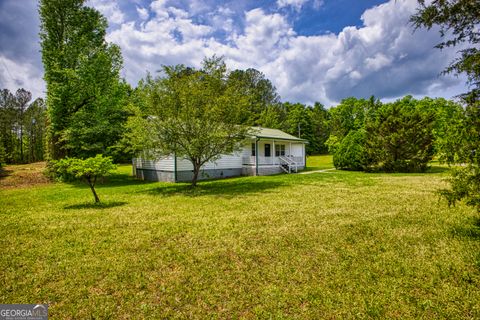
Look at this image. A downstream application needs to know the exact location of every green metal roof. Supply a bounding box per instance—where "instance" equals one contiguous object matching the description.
[250,127,307,142]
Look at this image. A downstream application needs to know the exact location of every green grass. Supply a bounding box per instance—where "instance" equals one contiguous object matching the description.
[1,158,479,318]
[305,154,334,171]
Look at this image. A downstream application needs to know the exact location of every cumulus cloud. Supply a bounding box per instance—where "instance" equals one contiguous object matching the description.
[0,0,44,99]
[103,0,463,105]
[0,55,45,98]
[0,0,467,105]
[88,0,125,25]
[136,6,149,21]
[277,0,309,12]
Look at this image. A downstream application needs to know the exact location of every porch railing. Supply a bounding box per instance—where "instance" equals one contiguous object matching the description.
[242,155,304,166]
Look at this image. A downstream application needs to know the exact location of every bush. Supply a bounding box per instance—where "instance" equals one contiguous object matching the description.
[333,130,366,171]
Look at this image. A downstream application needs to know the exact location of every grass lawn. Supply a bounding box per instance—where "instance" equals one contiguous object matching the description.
[305,154,334,171]
[0,157,479,318]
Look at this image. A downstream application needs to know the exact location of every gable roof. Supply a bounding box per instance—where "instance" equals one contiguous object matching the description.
[250,127,307,142]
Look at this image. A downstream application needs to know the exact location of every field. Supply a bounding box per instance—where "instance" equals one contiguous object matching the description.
[0,156,479,318]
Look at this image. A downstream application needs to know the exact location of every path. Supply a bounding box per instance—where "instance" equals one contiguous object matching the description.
[299,168,336,175]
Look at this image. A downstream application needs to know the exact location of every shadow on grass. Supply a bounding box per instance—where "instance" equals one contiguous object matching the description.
[451,217,480,240]
[0,167,13,180]
[427,165,451,174]
[146,178,286,198]
[64,201,127,210]
[65,172,155,190]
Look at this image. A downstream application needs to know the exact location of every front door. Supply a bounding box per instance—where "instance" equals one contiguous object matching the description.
[264,144,271,157]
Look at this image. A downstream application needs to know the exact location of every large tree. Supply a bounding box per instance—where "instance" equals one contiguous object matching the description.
[39,0,128,161]
[143,57,251,186]
[411,0,480,211]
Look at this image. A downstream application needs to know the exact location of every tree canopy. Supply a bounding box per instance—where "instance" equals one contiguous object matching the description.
[51,154,116,203]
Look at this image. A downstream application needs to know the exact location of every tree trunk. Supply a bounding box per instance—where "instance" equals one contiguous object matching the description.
[87,176,100,203]
[191,162,200,187]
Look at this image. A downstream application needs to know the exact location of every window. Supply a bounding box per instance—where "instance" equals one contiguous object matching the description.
[275,144,285,156]
[251,143,256,156]
[265,144,271,157]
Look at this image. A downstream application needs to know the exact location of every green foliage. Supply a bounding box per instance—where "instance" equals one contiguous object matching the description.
[226,68,280,125]
[329,96,441,173]
[333,130,366,171]
[328,97,379,140]
[51,154,116,202]
[0,143,5,167]
[0,88,46,164]
[412,0,480,212]
[325,135,340,154]
[141,56,251,186]
[440,166,480,212]
[364,97,436,173]
[39,0,128,161]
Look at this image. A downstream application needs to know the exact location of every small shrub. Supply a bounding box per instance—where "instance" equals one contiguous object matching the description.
[50,155,116,203]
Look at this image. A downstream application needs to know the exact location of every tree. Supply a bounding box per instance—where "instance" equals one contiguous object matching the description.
[333,129,367,171]
[226,68,280,125]
[24,98,47,163]
[143,57,251,186]
[364,97,436,173]
[13,89,32,163]
[328,96,438,173]
[308,102,330,154]
[52,155,116,203]
[412,0,480,211]
[0,89,16,163]
[39,0,128,161]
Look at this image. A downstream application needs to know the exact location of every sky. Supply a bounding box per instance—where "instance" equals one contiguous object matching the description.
[0,0,468,107]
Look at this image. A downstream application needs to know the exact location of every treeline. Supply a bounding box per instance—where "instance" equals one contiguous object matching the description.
[0,88,46,165]
[1,78,465,171]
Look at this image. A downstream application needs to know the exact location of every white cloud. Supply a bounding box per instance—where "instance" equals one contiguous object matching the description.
[277,0,309,12]
[136,6,149,21]
[104,0,465,106]
[88,0,125,25]
[0,55,45,99]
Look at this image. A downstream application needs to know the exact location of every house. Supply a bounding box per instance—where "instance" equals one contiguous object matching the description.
[132,127,307,182]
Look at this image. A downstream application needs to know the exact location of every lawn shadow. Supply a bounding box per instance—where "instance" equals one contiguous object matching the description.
[64,201,127,210]
[0,167,13,180]
[450,217,480,240]
[65,172,156,190]
[427,165,451,174]
[145,178,286,198]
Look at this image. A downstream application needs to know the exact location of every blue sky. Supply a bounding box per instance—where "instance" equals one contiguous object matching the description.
[0,0,467,106]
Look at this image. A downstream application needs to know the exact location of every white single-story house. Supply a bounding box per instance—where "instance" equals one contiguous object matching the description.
[133,127,307,182]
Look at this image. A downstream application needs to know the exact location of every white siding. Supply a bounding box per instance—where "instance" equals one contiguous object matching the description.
[176,158,193,171]
[134,156,175,171]
[242,142,253,158]
[177,151,244,171]
[291,144,303,157]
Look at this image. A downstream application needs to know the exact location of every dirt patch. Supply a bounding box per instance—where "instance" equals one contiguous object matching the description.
[0,162,51,189]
